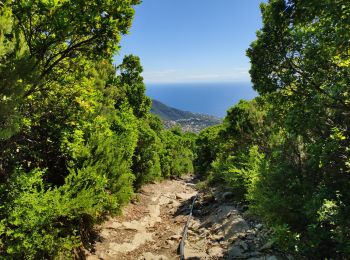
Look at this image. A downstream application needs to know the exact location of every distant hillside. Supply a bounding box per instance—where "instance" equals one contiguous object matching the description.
[151,99,198,121]
[151,99,222,133]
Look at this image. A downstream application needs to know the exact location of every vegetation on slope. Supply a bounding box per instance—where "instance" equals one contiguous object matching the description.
[195,0,350,258]
[151,99,221,132]
[0,1,194,258]
[151,99,196,121]
[1,0,349,258]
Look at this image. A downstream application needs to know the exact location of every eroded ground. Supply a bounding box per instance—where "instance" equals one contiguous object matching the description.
[84,176,291,260]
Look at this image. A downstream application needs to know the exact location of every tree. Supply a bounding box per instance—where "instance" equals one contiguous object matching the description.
[116,55,152,118]
[0,0,140,140]
[0,1,144,257]
[246,0,350,257]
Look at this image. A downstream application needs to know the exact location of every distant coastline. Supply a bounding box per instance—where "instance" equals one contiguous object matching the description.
[146,82,257,118]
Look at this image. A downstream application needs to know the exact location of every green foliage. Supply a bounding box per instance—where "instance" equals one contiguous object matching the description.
[195,124,223,176]
[195,1,350,258]
[211,146,264,201]
[160,128,195,178]
[195,99,268,200]
[0,167,110,259]
[0,8,31,139]
[63,102,138,205]
[132,118,162,189]
[0,57,140,257]
[0,0,140,140]
[116,55,152,118]
[245,0,350,257]
[0,0,197,258]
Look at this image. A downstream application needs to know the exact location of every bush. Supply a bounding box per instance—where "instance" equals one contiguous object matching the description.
[0,167,107,258]
[160,128,195,178]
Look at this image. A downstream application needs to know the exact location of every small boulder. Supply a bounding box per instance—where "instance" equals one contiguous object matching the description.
[207,246,224,257]
[222,192,234,200]
[138,252,169,260]
[237,240,249,251]
[266,256,278,260]
[260,240,274,250]
[170,234,182,240]
[227,246,245,258]
[166,239,175,246]
[255,224,263,230]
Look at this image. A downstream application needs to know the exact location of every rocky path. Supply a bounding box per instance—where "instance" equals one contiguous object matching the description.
[84,176,289,260]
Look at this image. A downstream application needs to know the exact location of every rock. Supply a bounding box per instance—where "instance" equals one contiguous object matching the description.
[187,229,195,235]
[255,224,263,230]
[237,240,249,251]
[176,192,196,201]
[211,234,224,241]
[170,234,181,240]
[240,205,249,211]
[162,244,171,249]
[100,230,110,238]
[287,254,295,260]
[166,239,175,246]
[247,256,263,260]
[151,244,159,250]
[138,252,169,260]
[193,209,202,216]
[245,251,261,258]
[86,256,99,260]
[222,191,234,200]
[227,246,245,258]
[207,246,224,257]
[184,247,209,259]
[266,256,278,260]
[260,240,274,250]
[191,221,201,229]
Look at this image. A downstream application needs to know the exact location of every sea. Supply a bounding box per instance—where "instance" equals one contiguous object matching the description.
[146,82,257,118]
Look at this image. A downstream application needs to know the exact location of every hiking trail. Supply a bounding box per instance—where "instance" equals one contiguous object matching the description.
[84,176,289,260]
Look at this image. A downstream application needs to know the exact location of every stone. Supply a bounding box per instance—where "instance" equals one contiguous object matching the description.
[86,256,99,260]
[184,246,209,259]
[170,234,181,240]
[237,240,249,251]
[260,240,274,250]
[187,229,195,235]
[207,246,224,257]
[255,224,263,230]
[176,192,196,201]
[162,244,171,249]
[138,252,169,260]
[266,256,278,260]
[166,239,175,246]
[245,251,261,258]
[211,234,224,241]
[247,256,263,260]
[222,191,234,200]
[227,246,245,258]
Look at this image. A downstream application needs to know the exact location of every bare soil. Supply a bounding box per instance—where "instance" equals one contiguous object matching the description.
[84,176,290,260]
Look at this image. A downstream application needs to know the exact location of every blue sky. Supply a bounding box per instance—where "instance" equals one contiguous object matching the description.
[115,0,264,84]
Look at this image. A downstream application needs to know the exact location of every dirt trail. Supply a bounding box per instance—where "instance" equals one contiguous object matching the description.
[84,176,288,260]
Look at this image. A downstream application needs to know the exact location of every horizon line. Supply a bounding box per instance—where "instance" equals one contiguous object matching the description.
[144,80,252,85]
